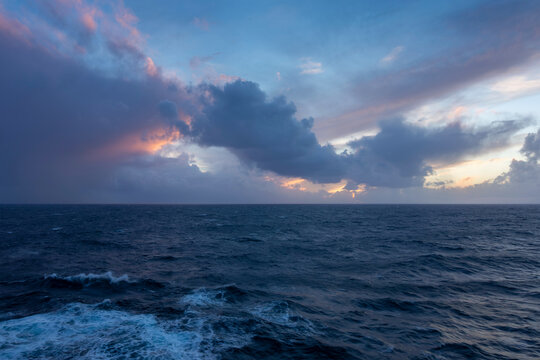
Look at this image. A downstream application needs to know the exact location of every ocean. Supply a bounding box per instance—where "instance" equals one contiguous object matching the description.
[0,205,539,359]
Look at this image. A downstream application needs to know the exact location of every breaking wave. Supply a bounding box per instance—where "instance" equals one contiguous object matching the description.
[0,301,248,359]
[44,272,132,285]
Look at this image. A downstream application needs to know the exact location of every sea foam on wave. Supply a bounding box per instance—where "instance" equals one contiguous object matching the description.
[0,302,247,359]
[44,271,132,285]
[180,287,315,332]
[179,288,229,307]
[249,301,315,334]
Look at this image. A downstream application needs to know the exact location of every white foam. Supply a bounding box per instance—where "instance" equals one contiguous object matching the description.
[44,271,133,285]
[179,288,227,307]
[180,290,315,333]
[0,302,249,359]
[249,301,315,333]
[250,301,293,325]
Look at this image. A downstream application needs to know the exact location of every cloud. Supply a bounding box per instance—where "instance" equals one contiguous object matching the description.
[491,76,540,98]
[0,9,532,203]
[158,100,190,134]
[95,153,343,204]
[344,118,528,188]
[0,2,537,204]
[521,129,540,161]
[187,80,527,188]
[348,128,540,203]
[320,0,540,139]
[189,52,220,69]
[158,100,179,119]
[300,59,323,75]
[0,10,192,202]
[495,129,540,184]
[36,0,102,47]
[380,46,404,64]
[189,81,345,183]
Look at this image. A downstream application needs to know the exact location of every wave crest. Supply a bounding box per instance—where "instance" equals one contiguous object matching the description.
[179,285,247,307]
[0,302,247,359]
[43,271,132,285]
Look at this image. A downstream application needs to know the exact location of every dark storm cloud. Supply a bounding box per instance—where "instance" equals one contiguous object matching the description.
[495,129,540,184]
[0,24,190,202]
[158,100,190,134]
[190,81,346,183]
[344,118,528,188]
[189,80,527,188]
[319,0,540,139]
[159,100,179,119]
[355,130,540,204]
[520,129,540,162]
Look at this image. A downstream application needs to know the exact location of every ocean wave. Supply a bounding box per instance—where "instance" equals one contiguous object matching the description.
[249,301,314,331]
[179,286,315,337]
[180,288,227,307]
[179,285,247,307]
[39,272,166,292]
[0,302,249,359]
[44,271,132,285]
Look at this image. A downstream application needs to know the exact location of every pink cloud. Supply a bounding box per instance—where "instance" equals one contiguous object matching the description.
[81,11,97,32]
[0,9,31,42]
[145,57,158,76]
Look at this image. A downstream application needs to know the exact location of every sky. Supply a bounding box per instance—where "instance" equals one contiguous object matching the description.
[1,0,540,203]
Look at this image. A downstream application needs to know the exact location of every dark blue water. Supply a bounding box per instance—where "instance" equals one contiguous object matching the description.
[0,205,539,359]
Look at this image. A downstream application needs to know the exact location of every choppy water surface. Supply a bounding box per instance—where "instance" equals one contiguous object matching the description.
[0,205,539,359]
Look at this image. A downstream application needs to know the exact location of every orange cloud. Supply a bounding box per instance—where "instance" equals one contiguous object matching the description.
[0,10,31,42]
[281,178,305,189]
[269,176,366,199]
[114,2,140,39]
[145,57,158,76]
[87,127,181,161]
[81,11,97,32]
[454,176,475,188]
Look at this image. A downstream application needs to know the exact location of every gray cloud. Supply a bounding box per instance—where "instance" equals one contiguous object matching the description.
[189,81,346,183]
[158,100,190,134]
[0,18,336,203]
[99,154,330,204]
[0,22,191,202]
[351,129,540,204]
[495,129,540,184]
[188,80,527,188]
[158,100,179,119]
[36,0,97,48]
[344,118,529,188]
[520,129,540,162]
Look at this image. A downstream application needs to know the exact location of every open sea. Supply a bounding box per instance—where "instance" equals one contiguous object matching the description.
[0,205,539,359]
